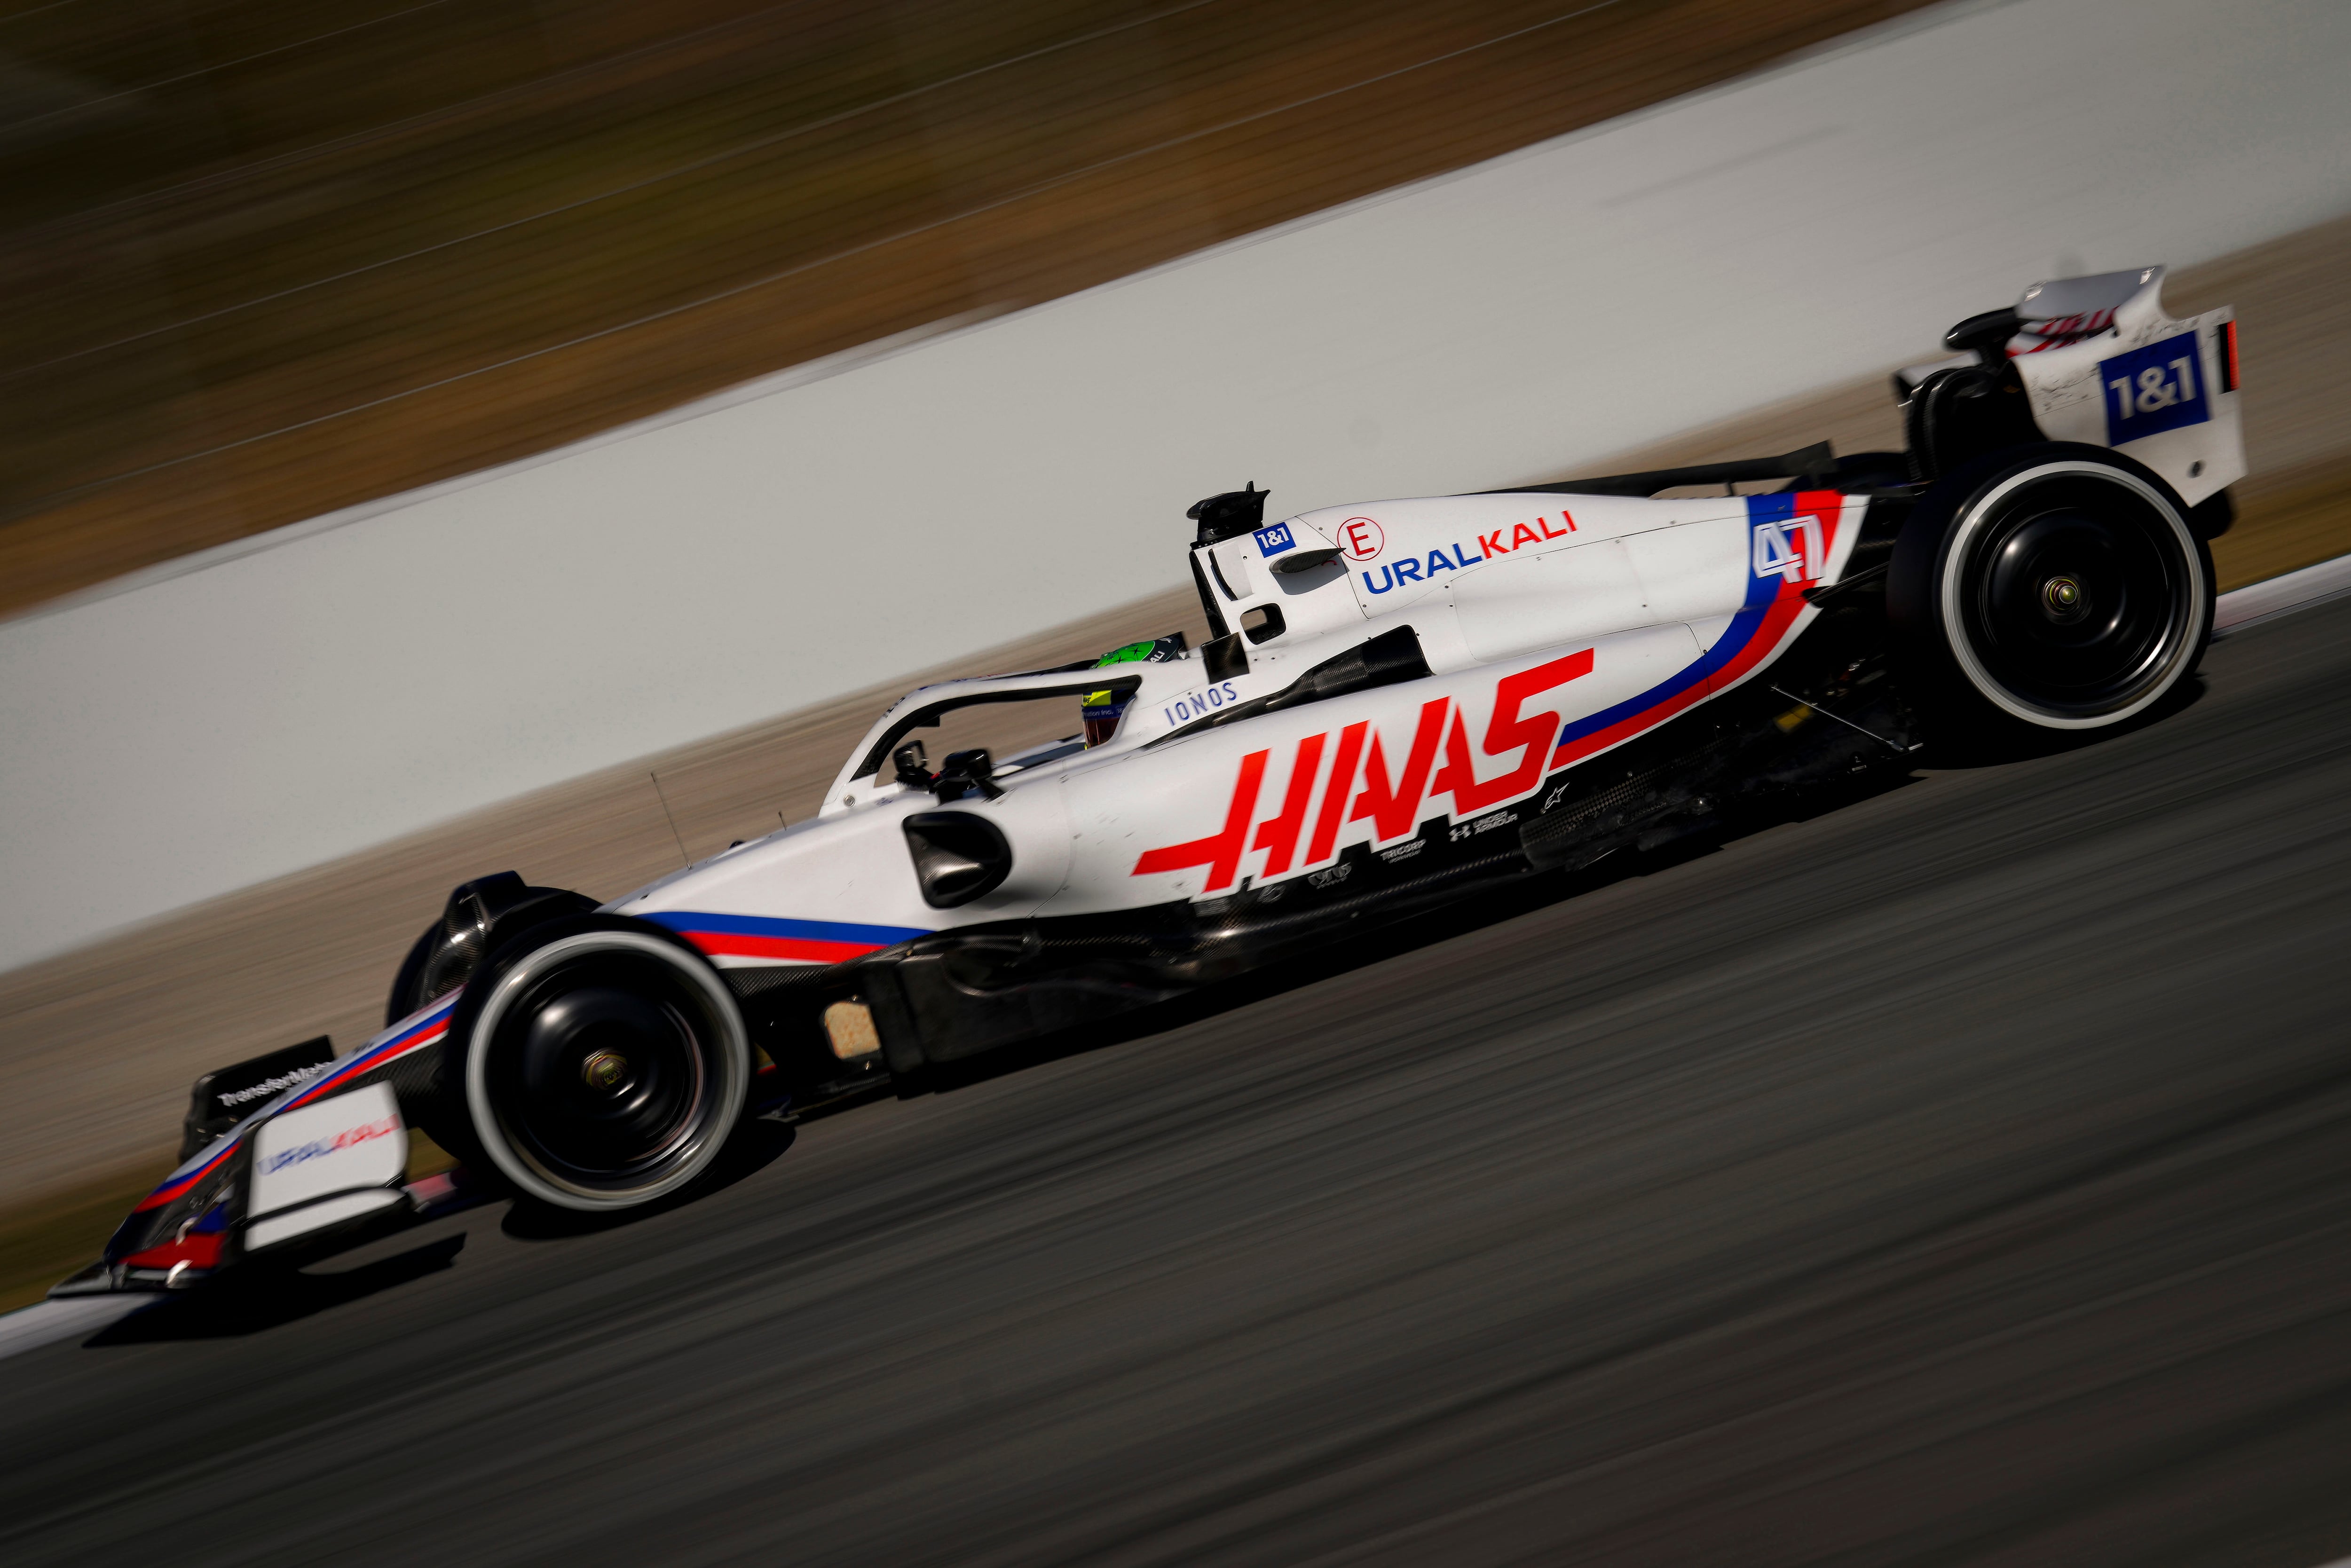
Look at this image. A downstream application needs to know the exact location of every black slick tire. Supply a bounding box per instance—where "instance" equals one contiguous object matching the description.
[1887,441,2212,747]
[437,914,749,1213]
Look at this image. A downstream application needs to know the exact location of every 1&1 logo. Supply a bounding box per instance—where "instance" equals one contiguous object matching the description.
[2099,331,2210,444]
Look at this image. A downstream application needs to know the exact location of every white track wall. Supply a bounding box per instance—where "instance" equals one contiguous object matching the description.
[4,0,2349,974]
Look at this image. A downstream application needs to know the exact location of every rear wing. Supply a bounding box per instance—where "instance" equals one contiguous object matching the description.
[1907,266,2244,507]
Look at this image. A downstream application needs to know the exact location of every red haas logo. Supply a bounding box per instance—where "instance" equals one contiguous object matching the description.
[1132,649,1593,891]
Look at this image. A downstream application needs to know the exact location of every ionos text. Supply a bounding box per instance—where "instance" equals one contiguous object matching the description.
[1161,681,1242,727]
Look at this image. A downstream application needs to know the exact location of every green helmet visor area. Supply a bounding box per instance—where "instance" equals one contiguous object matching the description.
[1081,633,1188,742]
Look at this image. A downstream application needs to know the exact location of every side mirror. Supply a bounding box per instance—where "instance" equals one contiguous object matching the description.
[892,741,931,788]
[934,748,1004,802]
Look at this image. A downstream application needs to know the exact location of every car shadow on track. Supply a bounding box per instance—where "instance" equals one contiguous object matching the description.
[914,766,1939,1102]
[1908,672,2211,772]
[498,1117,799,1242]
[79,1102,802,1337]
[84,1234,468,1343]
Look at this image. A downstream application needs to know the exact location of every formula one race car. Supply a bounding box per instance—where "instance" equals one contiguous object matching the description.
[62,265,2244,1295]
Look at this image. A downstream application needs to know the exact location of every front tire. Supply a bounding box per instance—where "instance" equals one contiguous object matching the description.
[1888,443,2211,739]
[449,917,749,1211]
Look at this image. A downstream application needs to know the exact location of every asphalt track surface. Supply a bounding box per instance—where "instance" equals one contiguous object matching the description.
[7,600,2351,1567]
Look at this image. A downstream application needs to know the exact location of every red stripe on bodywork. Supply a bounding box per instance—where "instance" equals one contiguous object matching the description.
[121,1231,225,1271]
[133,1142,239,1212]
[1701,490,1843,697]
[1551,672,1720,770]
[681,932,890,964]
[1550,491,1846,770]
[285,1020,448,1110]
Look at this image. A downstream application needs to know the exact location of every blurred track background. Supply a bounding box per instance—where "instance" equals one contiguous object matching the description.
[0,0,1936,614]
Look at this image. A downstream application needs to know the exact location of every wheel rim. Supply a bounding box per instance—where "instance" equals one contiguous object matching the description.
[466,931,746,1208]
[501,971,706,1183]
[1942,462,2203,726]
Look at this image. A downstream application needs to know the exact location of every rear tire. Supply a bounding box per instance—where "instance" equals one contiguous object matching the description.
[1887,443,2211,741]
[446,917,749,1212]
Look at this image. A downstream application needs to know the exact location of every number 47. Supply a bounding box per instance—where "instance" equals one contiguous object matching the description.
[1753,516,1823,583]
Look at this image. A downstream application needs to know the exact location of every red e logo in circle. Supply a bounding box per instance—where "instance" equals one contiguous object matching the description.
[1339,517,1385,561]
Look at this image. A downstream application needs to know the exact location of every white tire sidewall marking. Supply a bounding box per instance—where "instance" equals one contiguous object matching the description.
[1938,459,2208,730]
[464,929,748,1210]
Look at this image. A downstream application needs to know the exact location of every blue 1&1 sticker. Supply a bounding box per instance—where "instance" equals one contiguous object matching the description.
[2099,331,2209,444]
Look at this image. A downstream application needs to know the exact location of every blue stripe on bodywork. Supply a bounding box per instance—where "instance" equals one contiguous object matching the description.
[641,911,931,946]
[1552,495,1787,749]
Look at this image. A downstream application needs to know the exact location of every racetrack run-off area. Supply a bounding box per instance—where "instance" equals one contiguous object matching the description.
[5,585,2351,1567]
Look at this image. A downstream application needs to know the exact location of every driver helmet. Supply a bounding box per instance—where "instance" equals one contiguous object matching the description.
[1081,632,1188,745]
